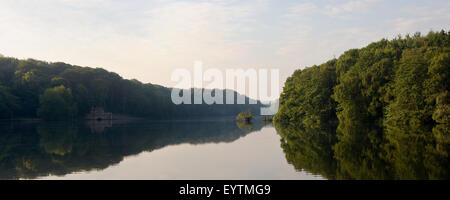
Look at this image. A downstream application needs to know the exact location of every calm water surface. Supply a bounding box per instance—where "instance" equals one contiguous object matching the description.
[0,119,323,180]
[2,118,448,180]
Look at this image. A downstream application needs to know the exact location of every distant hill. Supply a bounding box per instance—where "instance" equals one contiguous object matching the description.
[0,56,261,120]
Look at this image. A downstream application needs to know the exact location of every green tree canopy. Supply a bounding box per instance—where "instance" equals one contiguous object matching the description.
[0,55,261,120]
[37,85,77,120]
[275,30,449,129]
[0,85,20,118]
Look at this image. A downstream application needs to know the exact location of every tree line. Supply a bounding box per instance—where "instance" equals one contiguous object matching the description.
[274,30,449,179]
[275,30,449,128]
[0,55,260,120]
[274,31,450,179]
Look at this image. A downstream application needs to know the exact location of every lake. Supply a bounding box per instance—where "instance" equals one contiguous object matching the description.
[1,118,448,180]
[0,118,323,180]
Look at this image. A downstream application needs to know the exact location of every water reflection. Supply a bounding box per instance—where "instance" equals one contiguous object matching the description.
[2,117,446,180]
[275,122,338,179]
[0,119,264,179]
[275,121,450,180]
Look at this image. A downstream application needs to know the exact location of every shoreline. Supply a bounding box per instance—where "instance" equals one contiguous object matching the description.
[0,115,263,122]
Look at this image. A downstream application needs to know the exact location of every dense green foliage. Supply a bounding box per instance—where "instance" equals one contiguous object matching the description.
[275,30,449,128]
[274,30,449,179]
[0,57,260,120]
[37,86,77,120]
[0,86,19,118]
[276,59,338,128]
[275,30,449,130]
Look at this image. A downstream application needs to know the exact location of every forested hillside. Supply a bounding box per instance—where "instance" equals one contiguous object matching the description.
[0,56,260,120]
[274,30,449,179]
[275,30,449,128]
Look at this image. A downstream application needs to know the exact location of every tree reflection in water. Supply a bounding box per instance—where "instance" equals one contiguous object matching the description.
[1,117,447,180]
[0,119,264,179]
[275,121,449,180]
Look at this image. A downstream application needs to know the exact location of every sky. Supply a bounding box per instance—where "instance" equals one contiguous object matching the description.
[0,0,449,98]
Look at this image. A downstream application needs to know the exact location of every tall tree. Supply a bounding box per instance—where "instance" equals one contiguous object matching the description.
[37,85,77,120]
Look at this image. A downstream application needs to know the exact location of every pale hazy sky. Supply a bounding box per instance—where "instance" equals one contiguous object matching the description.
[1,0,449,96]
